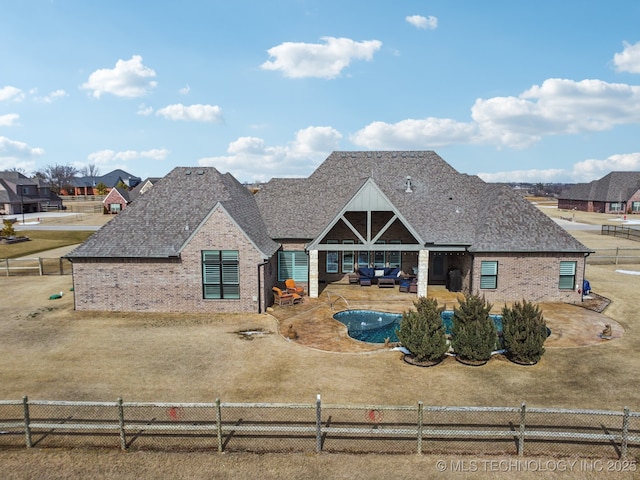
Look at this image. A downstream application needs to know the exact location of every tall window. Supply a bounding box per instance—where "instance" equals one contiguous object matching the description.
[326,240,339,273]
[388,240,401,268]
[559,261,577,290]
[632,201,640,213]
[342,240,354,273]
[480,261,498,289]
[278,251,308,282]
[357,251,369,268]
[609,202,622,212]
[202,250,239,299]
[373,241,385,268]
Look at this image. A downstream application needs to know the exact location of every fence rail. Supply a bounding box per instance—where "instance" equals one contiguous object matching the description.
[1,396,639,460]
[0,257,72,276]
[602,224,640,242]
[587,247,640,265]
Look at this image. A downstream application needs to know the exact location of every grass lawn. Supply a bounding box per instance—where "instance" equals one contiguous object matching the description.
[1,203,640,478]
[0,230,95,259]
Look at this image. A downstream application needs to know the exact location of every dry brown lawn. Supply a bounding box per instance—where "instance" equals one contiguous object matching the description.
[2,205,640,478]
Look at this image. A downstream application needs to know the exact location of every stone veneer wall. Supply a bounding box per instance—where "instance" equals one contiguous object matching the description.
[470,252,586,304]
[72,209,266,313]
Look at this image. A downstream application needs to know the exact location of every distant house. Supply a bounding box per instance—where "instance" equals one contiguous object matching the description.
[103,186,132,214]
[0,171,63,215]
[558,172,640,214]
[67,151,591,314]
[69,169,141,196]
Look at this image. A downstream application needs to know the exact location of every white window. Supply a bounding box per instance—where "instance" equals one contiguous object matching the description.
[326,240,339,273]
[278,251,308,282]
[480,261,498,289]
[342,240,355,273]
[559,261,576,290]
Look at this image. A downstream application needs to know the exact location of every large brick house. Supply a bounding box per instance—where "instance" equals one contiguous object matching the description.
[558,171,640,214]
[67,151,591,313]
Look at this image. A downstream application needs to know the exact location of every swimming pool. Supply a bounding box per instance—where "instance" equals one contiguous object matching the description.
[333,309,504,344]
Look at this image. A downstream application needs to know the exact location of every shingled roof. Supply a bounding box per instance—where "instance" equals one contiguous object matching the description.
[255,151,589,253]
[67,167,279,259]
[560,172,640,202]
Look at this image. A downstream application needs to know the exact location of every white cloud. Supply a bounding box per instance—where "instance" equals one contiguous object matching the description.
[199,126,342,181]
[261,36,382,79]
[0,136,44,171]
[36,89,68,103]
[472,78,640,147]
[136,104,154,116]
[570,152,640,182]
[477,169,566,183]
[0,86,25,102]
[613,41,640,74]
[81,55,158,98]
[353,78,640,150]
[156,103,223,122]
[179,84,190,95]
[351,117,477,149]
[0,114,19,127]
[477,152,640,183]
[87,147,170,165]
[405,15,438,30]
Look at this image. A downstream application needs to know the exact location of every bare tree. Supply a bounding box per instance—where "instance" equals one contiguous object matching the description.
[80,164,100,178]
[37,164,79,194]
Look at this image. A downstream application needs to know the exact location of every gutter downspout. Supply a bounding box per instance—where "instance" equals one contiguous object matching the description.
[257,260,269,313]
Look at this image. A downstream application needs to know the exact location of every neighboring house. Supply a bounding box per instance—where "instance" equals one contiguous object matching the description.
[69,169,141,196]
[103,186,132,214]
[66,151,591,314]
[0,171,63,215]
[558,172,640,214]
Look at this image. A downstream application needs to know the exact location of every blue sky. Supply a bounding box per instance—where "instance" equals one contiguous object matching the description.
[1,0,640,184]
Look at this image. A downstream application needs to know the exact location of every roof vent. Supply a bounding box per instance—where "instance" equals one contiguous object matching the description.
[196,170,204,175]
[404,176,413,193]
[185,170,192,175]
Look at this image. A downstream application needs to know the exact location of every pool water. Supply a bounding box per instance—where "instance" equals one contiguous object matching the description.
[333,309,504,344]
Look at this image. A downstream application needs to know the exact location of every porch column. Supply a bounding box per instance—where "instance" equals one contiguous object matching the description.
[417,249,429,298]
[309,249,319,298]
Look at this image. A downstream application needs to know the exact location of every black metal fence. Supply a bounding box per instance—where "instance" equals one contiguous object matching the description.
[1,396,639,460]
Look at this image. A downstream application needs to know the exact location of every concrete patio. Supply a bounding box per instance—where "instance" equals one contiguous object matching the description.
[268,282,622,353]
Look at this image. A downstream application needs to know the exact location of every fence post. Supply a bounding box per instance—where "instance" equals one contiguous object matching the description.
[417,401,424,455]
[117,397,126,450]
[38,257,43,276]
[4,258,8,277]
[23,395,32,448]
[621,406,630,459]
[518,402,526,456]
[215,398,223,453]
[315,394,322,453]
[616,247,620,266]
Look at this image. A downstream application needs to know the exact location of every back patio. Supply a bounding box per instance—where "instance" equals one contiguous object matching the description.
[269,281,621,354]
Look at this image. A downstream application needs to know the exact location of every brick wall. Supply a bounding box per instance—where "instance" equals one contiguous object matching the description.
[470,253,586,304]
[72,209,267,313]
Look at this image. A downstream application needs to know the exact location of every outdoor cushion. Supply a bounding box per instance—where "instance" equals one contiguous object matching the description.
[374,269,385,277]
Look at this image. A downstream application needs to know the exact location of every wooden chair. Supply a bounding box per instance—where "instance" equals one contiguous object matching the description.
[272,287,302,306]
[285,279,305,296]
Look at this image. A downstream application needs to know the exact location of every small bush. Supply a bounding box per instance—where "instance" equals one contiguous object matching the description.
[1,219,16,237]
[502,300,547,364]
[450,294,497,363]
[396,297,448,362]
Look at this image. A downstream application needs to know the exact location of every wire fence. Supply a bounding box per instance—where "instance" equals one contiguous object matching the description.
[0,257,72,276]
[1,396,639,460]
[587,248,640,265]
[602,225,640,243]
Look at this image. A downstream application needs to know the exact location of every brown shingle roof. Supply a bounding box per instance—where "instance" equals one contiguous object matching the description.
[256,151,590,253]
[67,167,279,259]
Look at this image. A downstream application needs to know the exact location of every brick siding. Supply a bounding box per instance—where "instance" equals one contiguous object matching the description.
[471,253,586,304]
[72,209,267,313]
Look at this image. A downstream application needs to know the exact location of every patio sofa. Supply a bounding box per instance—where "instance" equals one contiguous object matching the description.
[356,267,402,284]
